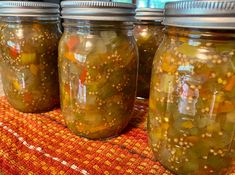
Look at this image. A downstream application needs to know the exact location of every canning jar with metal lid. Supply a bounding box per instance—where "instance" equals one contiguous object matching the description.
[0,1,61,113]
[134,8,164,98]
[59,1,138,139]
[148,0,235,174]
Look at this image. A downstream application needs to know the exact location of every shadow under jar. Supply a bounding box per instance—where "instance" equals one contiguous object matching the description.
[134,8,164,99]
[148,0,235,174]
[0,1,61,113]
[59,1,138,139]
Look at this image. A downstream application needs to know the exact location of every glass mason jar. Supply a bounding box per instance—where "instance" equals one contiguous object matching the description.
[148,0,235,174]
[134,8,164,98]
[0,2,61,113]
[59,1,138,139]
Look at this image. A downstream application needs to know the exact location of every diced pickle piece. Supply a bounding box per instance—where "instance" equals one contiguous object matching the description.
[149,127,163,142]
[86,77,107,93]
[69,61,83,75]
[215,42,235,53]
[98,83,116,99]
[149,97,157,110]
[177,43,199,58]
[86,52,106,66]
[116,39,136,67]
[95,38,107,54]
[105,94,124,118]
[20,53,37,65]
[196,117,211,128]
[30,64,39,76]
[100,31,117,45]
[227,110,235,123]
[190,141,210,157]
[206,122,220,133]
[156,101,167,113]
[159,74,174,93]
[182,160,199,174]
[161,52,178,73]
[12,80,21,90]
[181,121,194,129]
[167,125,181,138]
[207,155,229,171]
[83,110,104,125]
[208,134,232,148]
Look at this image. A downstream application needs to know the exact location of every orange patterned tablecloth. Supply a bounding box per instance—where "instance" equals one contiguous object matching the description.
[0,97,173,175]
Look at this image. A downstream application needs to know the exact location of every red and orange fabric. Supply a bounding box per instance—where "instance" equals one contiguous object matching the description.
[0,97,172,175]
[1,97,235,175]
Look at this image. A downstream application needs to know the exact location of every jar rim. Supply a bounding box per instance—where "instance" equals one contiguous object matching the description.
[0,1,60,18]
[61,1,136,22]
[164,0,235,29]
[135,8,164,22]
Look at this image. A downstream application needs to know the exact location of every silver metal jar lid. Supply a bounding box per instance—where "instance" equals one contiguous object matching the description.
[61,1,136,21]
[164,0,235,29]
[0,1,60,18]
[135,8,164,22]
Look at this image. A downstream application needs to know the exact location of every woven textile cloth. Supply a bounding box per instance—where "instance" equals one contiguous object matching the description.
[0,97,173,175]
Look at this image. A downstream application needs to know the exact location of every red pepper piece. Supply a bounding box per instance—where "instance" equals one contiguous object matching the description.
[80,67,87,84]
[9,46,19,58]
[224,75,235,91]
[217,101,234,113]
[66,36,80,51]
